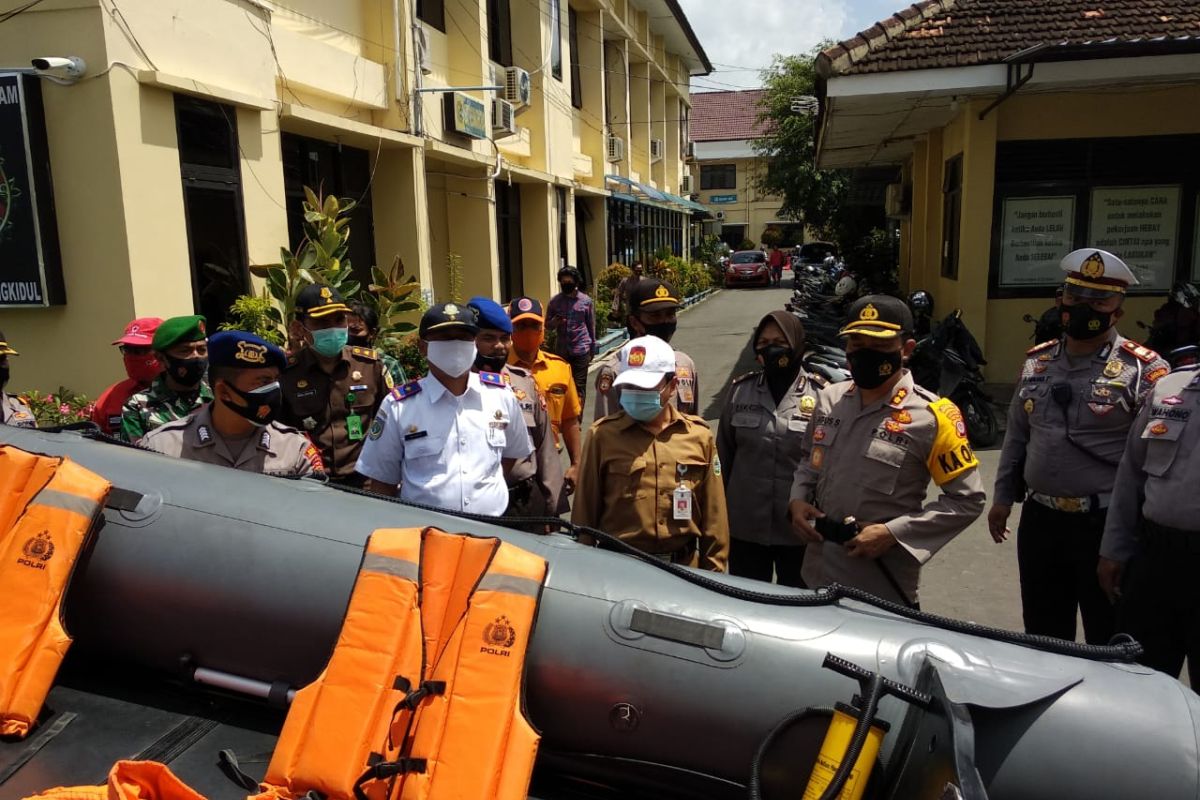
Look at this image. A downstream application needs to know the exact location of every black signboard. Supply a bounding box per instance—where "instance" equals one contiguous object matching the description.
[0,72,65,306]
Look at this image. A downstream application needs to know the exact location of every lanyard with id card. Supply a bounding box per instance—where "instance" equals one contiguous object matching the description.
[673,463,693,521]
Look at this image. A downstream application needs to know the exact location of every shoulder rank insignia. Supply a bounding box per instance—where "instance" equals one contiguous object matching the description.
[391,382,422,402]
[1026,340,1058,356]
[259,430,272,450]
[888,387,909,408]
[196,425,212,444]
[1121,340,1159,363]
[479,371,506,387]
[350,346,379,360]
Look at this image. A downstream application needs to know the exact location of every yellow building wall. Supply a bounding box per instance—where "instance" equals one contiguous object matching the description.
[903,87,1200,382]
[697,155,786,245]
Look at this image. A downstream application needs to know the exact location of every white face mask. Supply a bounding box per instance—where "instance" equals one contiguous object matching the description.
[426,340,477,378]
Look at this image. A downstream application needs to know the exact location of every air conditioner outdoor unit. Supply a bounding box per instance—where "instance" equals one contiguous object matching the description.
[714,211,726,221]
[685,141,695,161]
[606,136,625,163]
[504,66,532,109]
[492,98,518,137]
[680,174,693,194]
[650,138,664,163]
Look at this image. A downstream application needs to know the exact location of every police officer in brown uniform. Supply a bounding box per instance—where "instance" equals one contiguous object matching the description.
[573,336,729,571]
[718,310,825,587]
[468,296,564,517]
[593,279,699,419]
[280,285,391,485]
[140,331,324,477]
[0,332,35,428]
[789,296,985,607]
[990,249,1168,644]
[1100,364,1200,684]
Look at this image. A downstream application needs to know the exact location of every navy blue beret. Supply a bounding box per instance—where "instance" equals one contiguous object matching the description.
[467,296,513,334]
[208,331,286,372]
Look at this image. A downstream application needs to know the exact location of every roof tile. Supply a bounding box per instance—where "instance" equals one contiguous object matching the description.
[688,89,768,142]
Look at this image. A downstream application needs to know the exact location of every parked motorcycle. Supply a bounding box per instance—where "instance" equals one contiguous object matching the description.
[908,308,999,447]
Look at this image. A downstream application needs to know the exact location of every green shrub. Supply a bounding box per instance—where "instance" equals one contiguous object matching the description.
[383,332,428,379]
[596,262,631,306]
[218,289,286,345]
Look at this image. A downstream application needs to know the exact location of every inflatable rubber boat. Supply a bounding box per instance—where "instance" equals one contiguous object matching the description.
[0,425,1197,800]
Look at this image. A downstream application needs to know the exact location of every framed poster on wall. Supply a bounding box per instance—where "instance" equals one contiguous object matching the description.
[1088,185,1180,291]
[997,196,1076,287]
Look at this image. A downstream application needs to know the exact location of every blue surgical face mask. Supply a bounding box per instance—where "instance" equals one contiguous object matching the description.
[620,388,663,422]
[310,326,348,358]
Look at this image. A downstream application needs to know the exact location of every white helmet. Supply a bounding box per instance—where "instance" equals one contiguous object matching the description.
[834,275,857,298]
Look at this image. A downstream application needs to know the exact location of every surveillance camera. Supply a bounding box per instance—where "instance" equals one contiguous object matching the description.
[31,57,86,80]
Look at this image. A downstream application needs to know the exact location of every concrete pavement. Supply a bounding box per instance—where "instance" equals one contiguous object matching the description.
[580,285,1027,632]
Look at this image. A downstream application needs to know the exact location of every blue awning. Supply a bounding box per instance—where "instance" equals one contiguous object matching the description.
[605,174,669,204]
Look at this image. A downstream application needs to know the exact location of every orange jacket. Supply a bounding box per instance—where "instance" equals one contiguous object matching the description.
[256,526,546,800]
[23,761,205,800]
[0,446,110,738]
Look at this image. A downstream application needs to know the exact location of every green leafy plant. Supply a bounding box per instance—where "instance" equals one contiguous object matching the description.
[594,298,613,334]
[595,262,631,311]
[389,332,428,380]
[218,289,286,346]
[360,255,422,350]
[738,238,757,251]
[18,388,94,427]
[446,253,464,304]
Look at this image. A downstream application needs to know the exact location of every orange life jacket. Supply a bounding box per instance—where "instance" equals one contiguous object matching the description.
[22,760,206,800]
[0,445,110,738]
[255,526,546,800]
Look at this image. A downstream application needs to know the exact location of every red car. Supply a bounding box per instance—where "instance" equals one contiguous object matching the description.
[724,250,771,288]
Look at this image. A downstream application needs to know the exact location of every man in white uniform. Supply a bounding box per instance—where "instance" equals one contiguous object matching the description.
[356,303,532,515]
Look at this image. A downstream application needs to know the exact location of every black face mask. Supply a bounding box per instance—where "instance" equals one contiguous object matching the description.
[165,356,207,388]
[641,321,677,342]
[1062,304,1113,340]
[0,365,8,393]
[474,351,509,373]
[756,344,795,374]
[847,347,903,389]
[347,334,372,348]
[221,380,282,427]
[560,282,577,294]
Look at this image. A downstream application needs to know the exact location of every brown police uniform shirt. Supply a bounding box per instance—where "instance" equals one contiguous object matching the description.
[280,345,390,479]
[1,393,36,428]
[593,348,699,420]
[502,365,565,516]
[717,369,825,546]
[994,332,1168,506]
[571,405,729,572]
[138,404,322,477]
[1102,366,1200,562]
[790,372,986,604]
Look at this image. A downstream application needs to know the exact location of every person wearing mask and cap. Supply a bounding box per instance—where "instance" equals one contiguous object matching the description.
[611,261,644,322]
[347,301,408,387]
[139,331,324,477]
[507,296,583,498]
[718,311,826,586]
[788,295,985,608]
[119,315,212,442]
[92,317,164,435]
[572,336,729,572]
[0,332,36,428]
[280,284,391,486]
[593,278,699,419]
[546,266,596,404]
[467,296,564,518]
[990,249,1168,644]
[357,303,532,515]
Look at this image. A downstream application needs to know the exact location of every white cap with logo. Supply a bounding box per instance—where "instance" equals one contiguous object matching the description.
[613,336,677,389]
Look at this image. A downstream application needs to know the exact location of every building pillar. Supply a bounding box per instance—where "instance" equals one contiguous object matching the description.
[628,60,650,182]
[576,11,606,190]
[520,181,556,302]
[958,101,998,347]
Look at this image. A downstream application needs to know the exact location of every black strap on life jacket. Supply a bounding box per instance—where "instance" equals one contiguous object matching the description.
[352,677,448,800]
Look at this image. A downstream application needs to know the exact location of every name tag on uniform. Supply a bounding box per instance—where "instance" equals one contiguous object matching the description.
[731,412,760,428]
[673,485,693,520]
[349,384,369,392]
[404,430,428,441]
[787,416,808,432]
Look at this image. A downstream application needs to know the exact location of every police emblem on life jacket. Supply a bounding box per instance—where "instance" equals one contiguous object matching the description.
[482,615,517,655]
[19,531,54,569]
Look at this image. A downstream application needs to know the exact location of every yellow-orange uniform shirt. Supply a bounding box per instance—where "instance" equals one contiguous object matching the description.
[509,348,581,443]
[571,405,729,572]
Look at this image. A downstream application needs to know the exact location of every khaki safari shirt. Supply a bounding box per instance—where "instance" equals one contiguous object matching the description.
[717,369,825,546]
[572,405,729,572]
[280,345,391,479]
[502,364,565,516]
[790,372,985,604]
[1102,366,1200,563]
[139,404,323,477]
[994,332,1167,506]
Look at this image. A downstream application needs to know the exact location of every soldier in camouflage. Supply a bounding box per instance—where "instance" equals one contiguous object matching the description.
[120,315,212,442]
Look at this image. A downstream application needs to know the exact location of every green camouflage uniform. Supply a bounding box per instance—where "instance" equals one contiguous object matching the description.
[120,375,212,442]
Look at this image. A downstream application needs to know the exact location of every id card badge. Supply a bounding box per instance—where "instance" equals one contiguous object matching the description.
[673,485,693,521]
[346,414,364,441]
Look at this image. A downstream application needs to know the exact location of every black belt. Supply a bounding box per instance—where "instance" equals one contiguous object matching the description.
[1142,520,1200,555]
[646,538,697,564]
